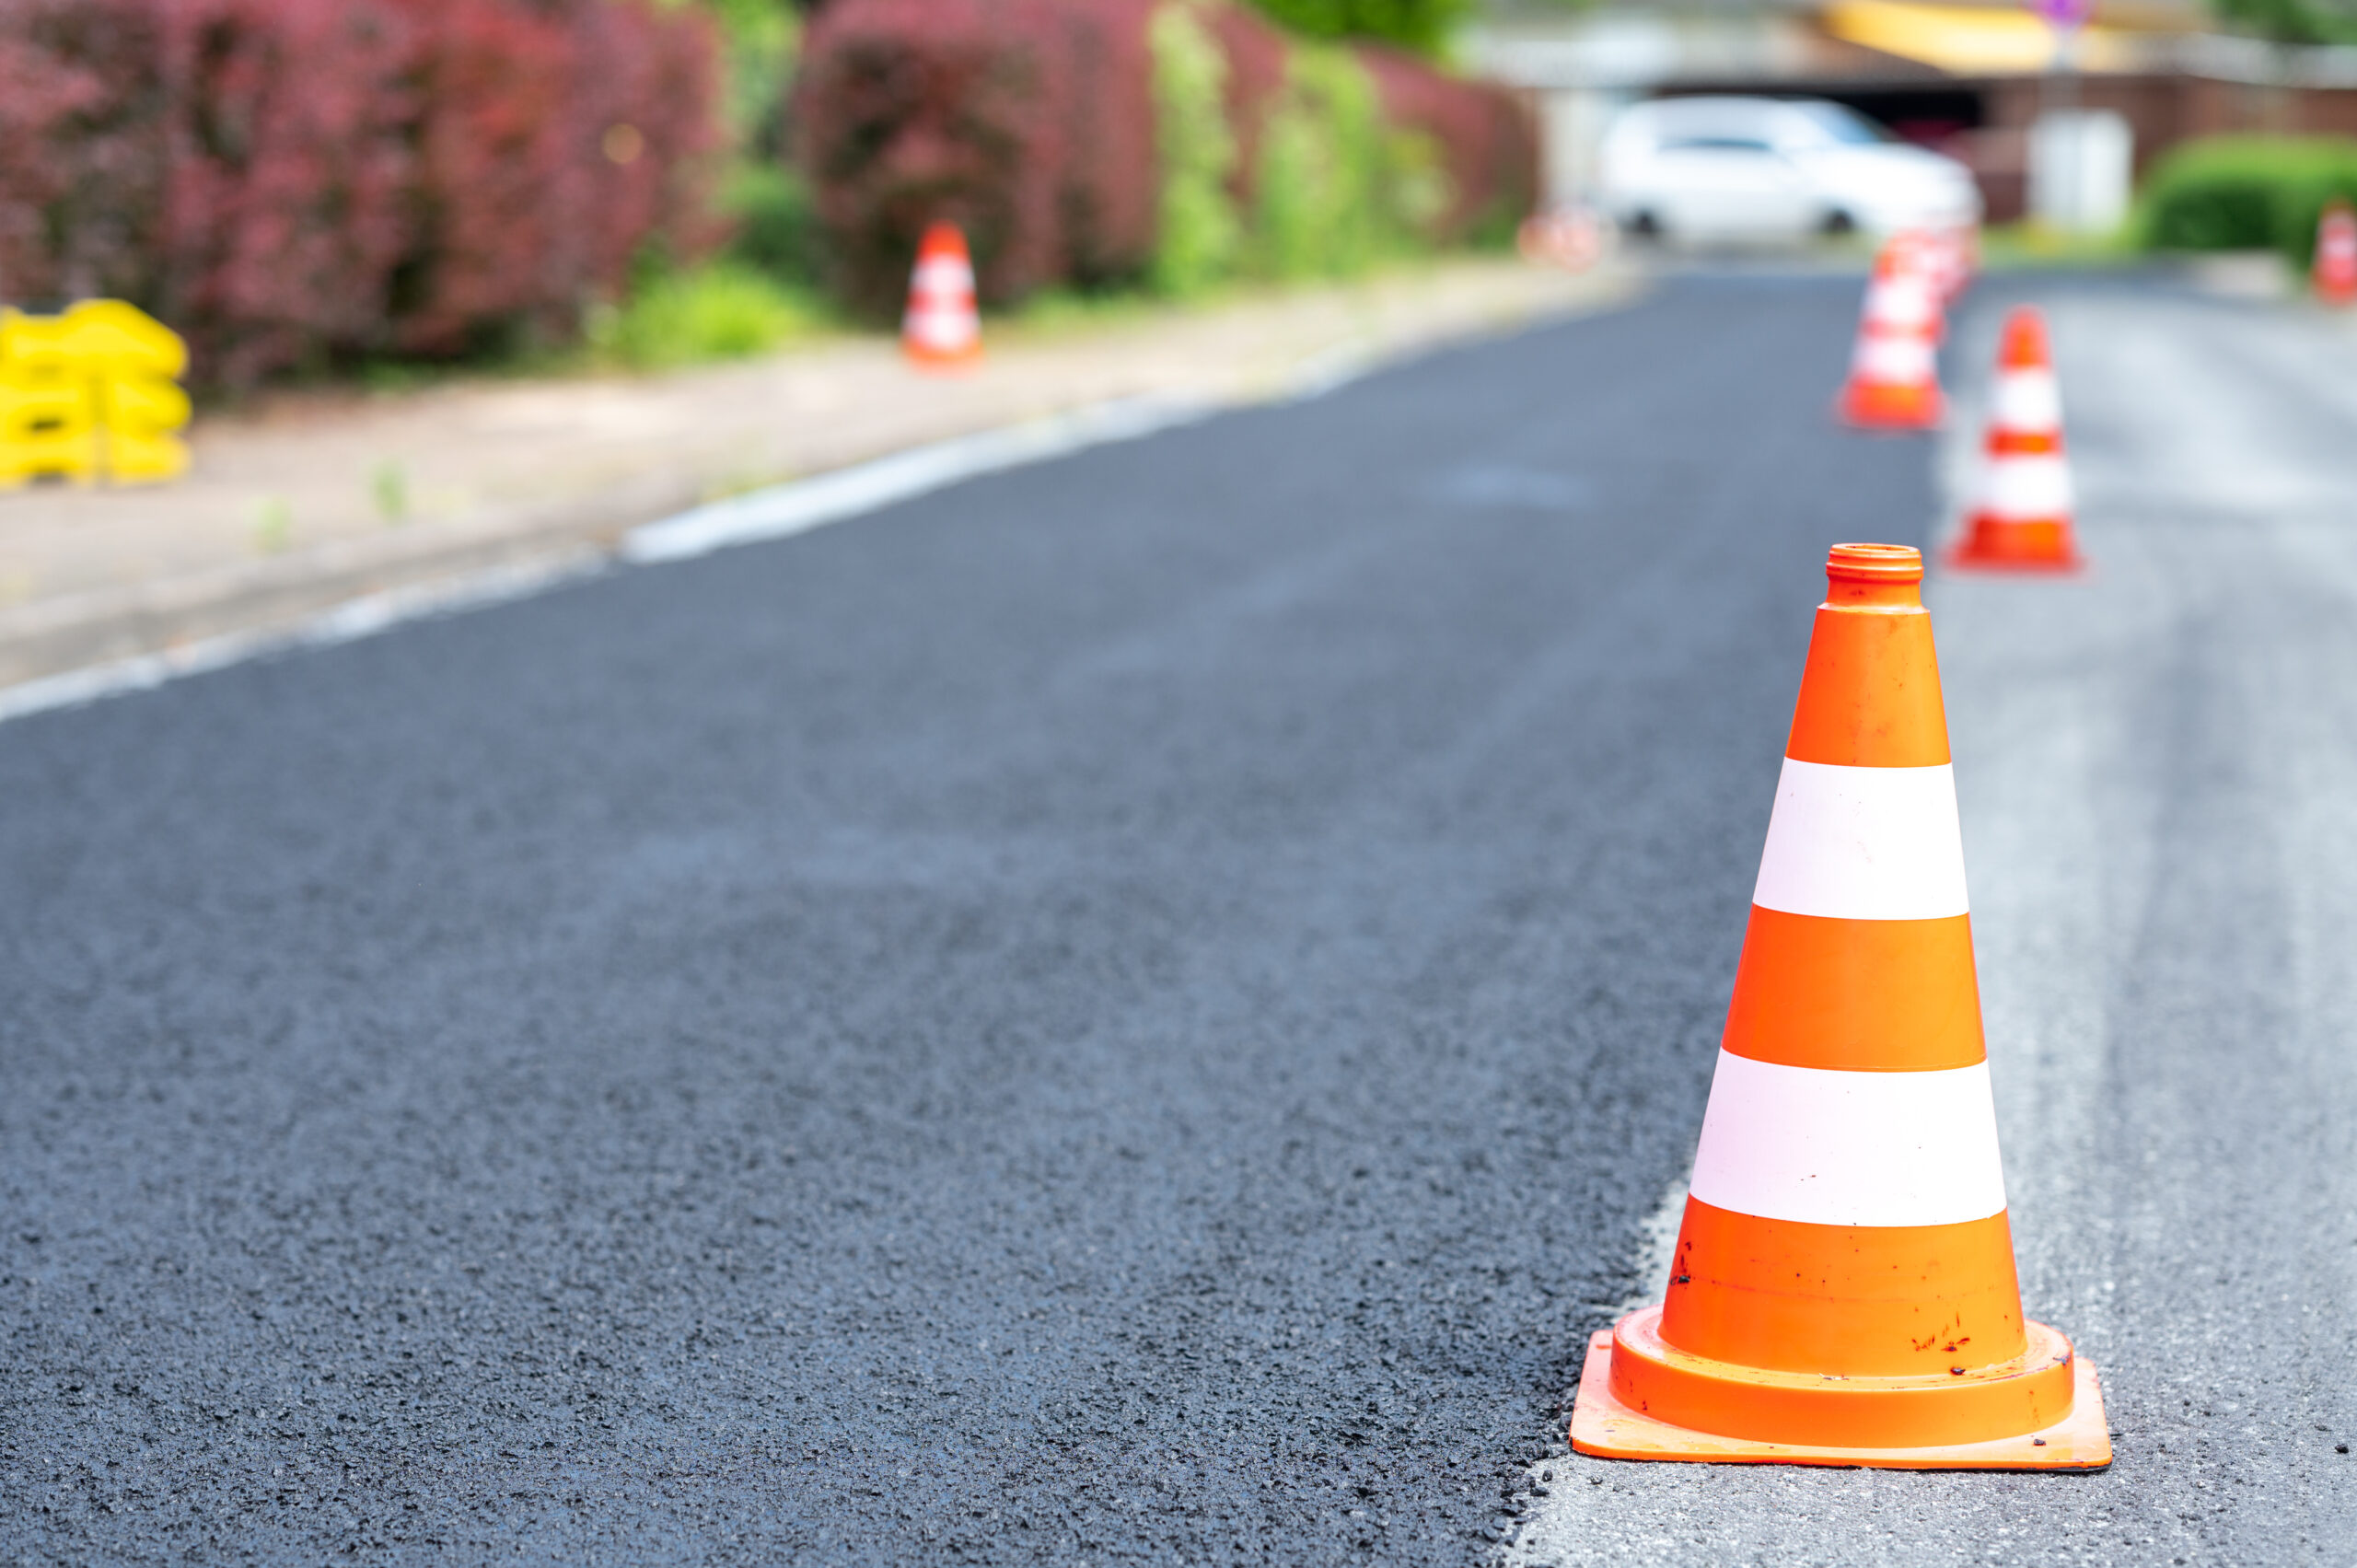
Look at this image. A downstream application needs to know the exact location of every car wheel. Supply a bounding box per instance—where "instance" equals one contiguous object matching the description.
[1818,208,1857,238]
[1626,209,1664,243]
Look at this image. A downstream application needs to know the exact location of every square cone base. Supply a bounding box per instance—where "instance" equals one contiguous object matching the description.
[1944,517,2084,576]
[1569,1330,2112,1471]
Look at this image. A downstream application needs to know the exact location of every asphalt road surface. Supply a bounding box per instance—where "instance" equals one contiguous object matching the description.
[3,274,2351,1567]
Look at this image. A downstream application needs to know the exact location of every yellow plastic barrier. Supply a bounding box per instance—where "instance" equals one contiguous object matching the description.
[0,300,191,488]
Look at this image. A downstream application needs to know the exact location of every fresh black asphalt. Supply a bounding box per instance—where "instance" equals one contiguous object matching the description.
[0,278,1934,1564]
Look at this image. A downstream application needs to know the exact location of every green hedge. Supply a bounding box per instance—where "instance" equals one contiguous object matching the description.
[1149,2,1245,296]
[2138,135,2357,268]
[1146,2,1463,296]
[1255,43,1392,280]
[1243,0,1469,57]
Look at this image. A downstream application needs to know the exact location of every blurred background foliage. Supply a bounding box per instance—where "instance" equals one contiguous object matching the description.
[0,0,1529,386]
[790,0,1530,319]
[2137,134,2357,266]
[2205,0,2357,44]
[1230,0,1472,55]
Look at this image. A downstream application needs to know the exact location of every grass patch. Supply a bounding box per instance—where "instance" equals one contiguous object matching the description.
[586,263,832,370]
[1976,221,2140,270]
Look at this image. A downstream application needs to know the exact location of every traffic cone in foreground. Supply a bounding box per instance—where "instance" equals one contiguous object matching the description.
[902,223,982,372]
[2315,199,2357,308]
[1570,543,2108,1470]
[1949,307,2083,574]
[1839,242,1944,430]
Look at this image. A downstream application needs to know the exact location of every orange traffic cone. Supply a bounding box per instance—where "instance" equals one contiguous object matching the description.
[1948,307,2083,574]
[903,222,982,372]
[2315,198,2357,308]
[1925,225,1978,306]
[1838,241,1944,431]
[1570,543,2108,1470]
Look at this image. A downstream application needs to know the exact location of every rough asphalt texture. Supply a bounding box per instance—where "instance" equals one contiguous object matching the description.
[9,274,2339,1567]
[1510,283,2357,1564]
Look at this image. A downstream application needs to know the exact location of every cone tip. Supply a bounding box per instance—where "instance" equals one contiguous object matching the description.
[1826,542,1923,584]
[1999,307,2050,369]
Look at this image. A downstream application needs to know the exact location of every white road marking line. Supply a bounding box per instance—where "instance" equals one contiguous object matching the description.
[0,552,604,727]
[0,323,1420,728]
[620,391,1217,565]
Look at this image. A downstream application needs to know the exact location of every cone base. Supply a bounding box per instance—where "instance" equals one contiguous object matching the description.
[1838,385,1943,431]
[1946,515,2083,575]
[1570,1322,2109,1470]
[904,345,983,376]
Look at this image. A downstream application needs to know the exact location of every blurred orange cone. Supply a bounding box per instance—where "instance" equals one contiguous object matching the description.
[1949,307,2083,574]
[1570,543,2108,1470]
[1517,206,1606,273]
[1838,241,1944,431]
[1927,225,1978,305]
[903,222,982,372]
[2315,199,2357,308]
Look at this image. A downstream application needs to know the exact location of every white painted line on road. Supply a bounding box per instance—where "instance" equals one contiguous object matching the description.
[620,390,1219,565]
[0,552,604,728]
[1624,1173,1688,1313]
[0,302,1517,729]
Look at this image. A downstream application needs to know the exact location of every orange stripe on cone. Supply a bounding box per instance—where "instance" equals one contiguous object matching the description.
[1659,1200,2029,1379]
[1570,543,2108,1470]
[1724,908,1984,1073]
[1949,306,2084,574]
[902,222,982,373]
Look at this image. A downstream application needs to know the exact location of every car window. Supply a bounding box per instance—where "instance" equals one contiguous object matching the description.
[1660,135,1776,154]
[1787,102,1896,146]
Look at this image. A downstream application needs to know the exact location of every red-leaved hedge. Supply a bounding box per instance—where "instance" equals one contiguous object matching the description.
[795,0,1537,316]
[1357,42,1538,246]
[794,0,1164,318]
[0,0,721,386]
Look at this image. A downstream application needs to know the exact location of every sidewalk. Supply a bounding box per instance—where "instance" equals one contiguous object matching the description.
[0,257,1633,692]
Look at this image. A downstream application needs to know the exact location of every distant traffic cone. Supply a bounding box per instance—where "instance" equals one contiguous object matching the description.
[902,222,982,372]
[2315,198,2357,308]
[1925,225,1978,305]
[1570,543,2108,1470]
[1517,205,1606,273]
[1838,240,1944,430]
[1949,307,2083,573]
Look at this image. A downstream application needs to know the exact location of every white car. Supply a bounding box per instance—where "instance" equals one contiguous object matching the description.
[1599,96,1982,247]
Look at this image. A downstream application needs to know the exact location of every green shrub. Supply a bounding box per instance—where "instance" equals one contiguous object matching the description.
[1254,41,1391,280]
[1383,126,1452,238]
[1243,0,1469,56]
[725,163,826,286]
[2138,134,2357,267]
[1149,2,1244,296]
[590,263,821,368]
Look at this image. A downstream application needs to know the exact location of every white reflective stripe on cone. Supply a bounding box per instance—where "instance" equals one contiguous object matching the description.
[1864,279,1935,331]
[1980,453,2073,518]
[906,310,978,351]
[1852,333,1934,383]
[1751,759,1968,921]
[913,258,976,292]
[1688,1051,2008,1227]
[1990,368,2061,431]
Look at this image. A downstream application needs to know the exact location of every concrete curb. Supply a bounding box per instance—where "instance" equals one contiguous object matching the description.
[0,268,1636,726]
